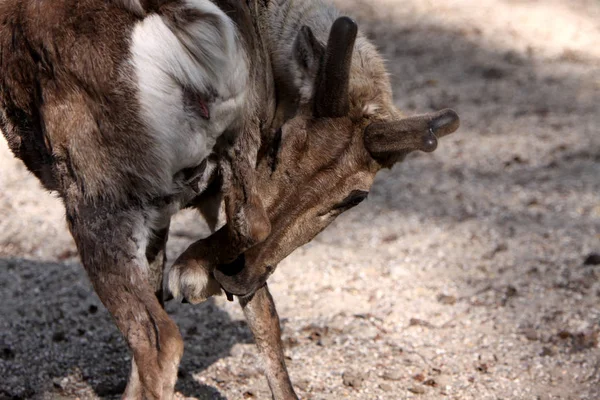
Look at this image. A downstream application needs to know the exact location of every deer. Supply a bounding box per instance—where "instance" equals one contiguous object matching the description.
[0,0,279,398]
[0,1,460,399]
[167,1,459,399]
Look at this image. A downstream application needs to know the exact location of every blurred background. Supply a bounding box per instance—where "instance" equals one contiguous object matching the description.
[1,0,599,399]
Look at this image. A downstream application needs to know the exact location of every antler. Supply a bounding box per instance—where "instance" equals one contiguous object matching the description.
[313,17,358,118]
[364,109,460,163]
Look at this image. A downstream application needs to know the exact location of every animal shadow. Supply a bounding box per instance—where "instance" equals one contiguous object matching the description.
[0,258,252,399]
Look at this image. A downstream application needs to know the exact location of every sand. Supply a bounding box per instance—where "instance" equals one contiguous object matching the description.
[1,0,599,398]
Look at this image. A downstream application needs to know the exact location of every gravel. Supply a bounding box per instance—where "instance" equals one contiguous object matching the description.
[1,0,599,399]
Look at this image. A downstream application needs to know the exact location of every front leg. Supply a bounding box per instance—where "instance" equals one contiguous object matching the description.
[240,285,299,400]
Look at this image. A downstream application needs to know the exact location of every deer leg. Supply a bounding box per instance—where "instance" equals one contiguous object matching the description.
[146,225,171,303]
[69,206,182,400]
[240,284,298,400]
[219,127,271,259]
[123,224,171,400]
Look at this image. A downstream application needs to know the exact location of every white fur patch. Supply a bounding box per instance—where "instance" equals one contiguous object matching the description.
[167,260,222,304]
[362,103,379,116]
[129,0,248,181]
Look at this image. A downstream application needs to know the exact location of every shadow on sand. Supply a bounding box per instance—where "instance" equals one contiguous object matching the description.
[0,257,253,399]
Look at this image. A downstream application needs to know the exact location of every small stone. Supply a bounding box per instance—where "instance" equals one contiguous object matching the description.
[505,285,518,298]
[476,363,489,373]
[52,377,68,390]
[381,234,398,243]
[382,370,402,381]
[437,294,457,305]
[557,330,572,340]
[423,378,438,387]
[282,336,299,349]
[483,243,508,259]
[413,373,425,382]
[409,318,435,328]
[213,372,228,383]
[379,383,393,392]
[0,346,15,360]
[408,386,426,394]
[584,253,600,266]
[540,347,555,357]
[88,304,98,314]
[572,330,599,351]
[186,326,198,336]
[342,370,365,389]
[523,328,538,341]
[52,331,67,342]
[295,379,310,391]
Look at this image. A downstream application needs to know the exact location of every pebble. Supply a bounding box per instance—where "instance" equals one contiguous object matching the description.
[409,318,435,328]
[379,383,393,392]
[437,294,457,305]
[52,331,66,342]
[423,378,438,387]
[295,379,311,391]
[408,386,426,394]
[523,328,539,341]
[540,347,555,357]
[342,370,365,389]
[584,253,600,266]
[1,346,15,360]
[382,369,402,381]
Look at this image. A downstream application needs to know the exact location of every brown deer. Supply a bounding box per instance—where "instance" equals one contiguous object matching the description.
[0,1,459,399]
[168,2,459,400]
[0,0,279,398]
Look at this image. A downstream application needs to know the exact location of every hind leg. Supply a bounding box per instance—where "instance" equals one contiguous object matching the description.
[69,205,182,400]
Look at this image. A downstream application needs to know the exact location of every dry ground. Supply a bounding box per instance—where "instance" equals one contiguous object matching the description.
[1,0,599,399]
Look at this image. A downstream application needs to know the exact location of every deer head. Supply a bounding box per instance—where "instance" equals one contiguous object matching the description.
[169,17,459,302]
[212,17,459,296]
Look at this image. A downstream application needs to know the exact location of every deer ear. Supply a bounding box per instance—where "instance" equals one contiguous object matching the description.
[291,26,325,102]
[293,26,325,75]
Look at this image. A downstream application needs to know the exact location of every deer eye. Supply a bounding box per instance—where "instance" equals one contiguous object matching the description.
[318,190,369,217]
[332,190,369,212]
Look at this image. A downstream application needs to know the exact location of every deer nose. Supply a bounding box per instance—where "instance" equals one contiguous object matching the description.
[214,255,274,297]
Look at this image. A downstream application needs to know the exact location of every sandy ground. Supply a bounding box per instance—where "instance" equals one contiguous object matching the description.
[1,0,599,399]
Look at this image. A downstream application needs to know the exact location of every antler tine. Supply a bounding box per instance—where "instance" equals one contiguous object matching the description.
[313,16,358,118]
[364,109,460,161]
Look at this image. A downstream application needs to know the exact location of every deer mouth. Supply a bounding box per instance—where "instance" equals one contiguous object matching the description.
[214,255,275,298]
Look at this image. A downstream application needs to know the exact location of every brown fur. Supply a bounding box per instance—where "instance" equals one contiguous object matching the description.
[0,0,276,398]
